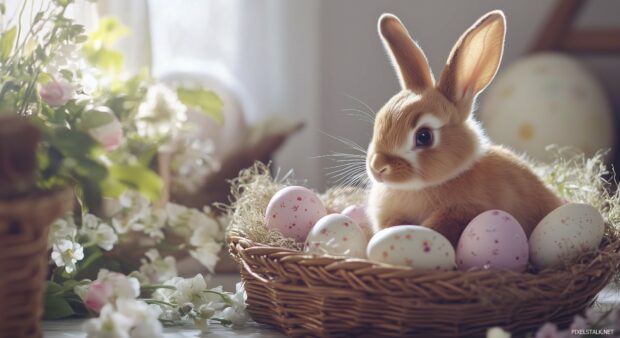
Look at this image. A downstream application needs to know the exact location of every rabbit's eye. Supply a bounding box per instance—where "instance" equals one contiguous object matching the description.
[415,127,433,147]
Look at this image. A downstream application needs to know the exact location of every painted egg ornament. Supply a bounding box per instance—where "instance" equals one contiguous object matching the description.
[304,214,368,258]
[529,203,604,269]
[367,225,455,272]
[456,210,529,272]
[479,53,615,163]
[264,186,327,242]
[341,204,374,240]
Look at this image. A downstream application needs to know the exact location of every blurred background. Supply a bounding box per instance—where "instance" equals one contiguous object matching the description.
[9,0,620,191]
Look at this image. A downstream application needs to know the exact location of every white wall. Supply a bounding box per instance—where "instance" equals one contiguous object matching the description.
[285,0,620,190]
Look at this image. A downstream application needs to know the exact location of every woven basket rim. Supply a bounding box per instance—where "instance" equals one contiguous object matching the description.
[228,228,620,280]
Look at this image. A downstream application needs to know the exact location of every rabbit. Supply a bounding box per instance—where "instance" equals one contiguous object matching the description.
[366,10,562,246]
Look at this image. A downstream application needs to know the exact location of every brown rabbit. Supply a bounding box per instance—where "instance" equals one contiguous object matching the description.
[366,10,561,245]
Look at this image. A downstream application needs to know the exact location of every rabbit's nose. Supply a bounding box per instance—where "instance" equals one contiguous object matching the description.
[370,153,392,177]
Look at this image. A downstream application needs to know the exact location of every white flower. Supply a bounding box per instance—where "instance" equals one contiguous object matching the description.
[171,274,209,307]
[131,208,166,240]
[139,249,178,283]
[217,282,249,327]
[171,137,220,193]
[136,84,187,140]
[96,269,141,300]
[188,209,222,242]
[81,214,119,251]
[48,216,78,248]
[486,327,511,338]
[45,44,81,76]
[116,299,163,338]
[189,240,222,273]
[84,299,163,338]
[111,192,151,234]
[84,303,133,338]
[51,239,84,273]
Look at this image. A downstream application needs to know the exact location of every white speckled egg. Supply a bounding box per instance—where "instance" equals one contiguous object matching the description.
[367,225,455,271]
[456,210,529,272]
[529,203,604,269]
[264,186,327,242]
[341,204,374,240]
[304,214,368,258]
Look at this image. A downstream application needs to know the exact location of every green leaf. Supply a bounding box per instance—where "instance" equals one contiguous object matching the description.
[59,69,73,81]
[38,72,54,85]
[176,87,224,124]
[45,281,64,296]
[79,109,115,129]
[52,128,98,157]
[108,164,162,202]
[86,17,129,47]
[0,26,17,61]
[84,48,124,74]
[43,296,75,320]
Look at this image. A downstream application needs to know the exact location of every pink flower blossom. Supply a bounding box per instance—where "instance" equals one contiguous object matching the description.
[88,113,123,151]
[84,280,114,313]
[39,79,73,106]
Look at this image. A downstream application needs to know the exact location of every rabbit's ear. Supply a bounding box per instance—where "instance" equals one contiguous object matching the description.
[378,14,434,93]
[437,11,505,107]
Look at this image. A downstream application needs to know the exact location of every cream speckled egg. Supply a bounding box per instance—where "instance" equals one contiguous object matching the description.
[367,225,455,271]
[341,204,374,240]
[264,186,327,242]
[529,203,604,269]
[304,214,367,258]
[456,210,529,272]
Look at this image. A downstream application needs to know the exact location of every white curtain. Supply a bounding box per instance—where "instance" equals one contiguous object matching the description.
[98,0,324,187]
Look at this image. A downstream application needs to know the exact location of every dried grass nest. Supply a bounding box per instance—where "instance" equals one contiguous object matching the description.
[223,148,620,278]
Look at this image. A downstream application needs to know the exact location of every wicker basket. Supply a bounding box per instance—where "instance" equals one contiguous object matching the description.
[0,188,73,338]
[229,228,619,338]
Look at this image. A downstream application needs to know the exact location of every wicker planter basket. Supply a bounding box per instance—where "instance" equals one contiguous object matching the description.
[229,229,619,338]
[0,188,73,338]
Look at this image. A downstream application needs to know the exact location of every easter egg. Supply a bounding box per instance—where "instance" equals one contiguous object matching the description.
[456,210,529,272]
[367,225,455,271]
[529,203,604,269]
[264,186,327,242]
[341,204,374,240]
[304,214,368,258]
[479,53,615,163]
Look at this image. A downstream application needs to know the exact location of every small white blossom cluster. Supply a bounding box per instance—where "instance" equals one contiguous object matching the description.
[136,84,188,140]
[151,274,249,331]
[103,191,225,272]
[49,213,118,273]
[78,270,164,338]
[171,137,221,193]
[76,270,248,336]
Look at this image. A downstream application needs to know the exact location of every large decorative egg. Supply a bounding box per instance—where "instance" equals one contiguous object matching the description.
[264,186,327,242]
[479,53,615,162]
[304,214,367,258]
[367,225,455,272]
[456,210,529,272]
[529,203,604,269]
[341,204,374,240]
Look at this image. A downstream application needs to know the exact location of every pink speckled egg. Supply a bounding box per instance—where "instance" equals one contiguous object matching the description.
[456,210,529,272]
[367,225,455,271]
[304,214,368,258]
[341,204,374,240]
[264,186,327,242]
